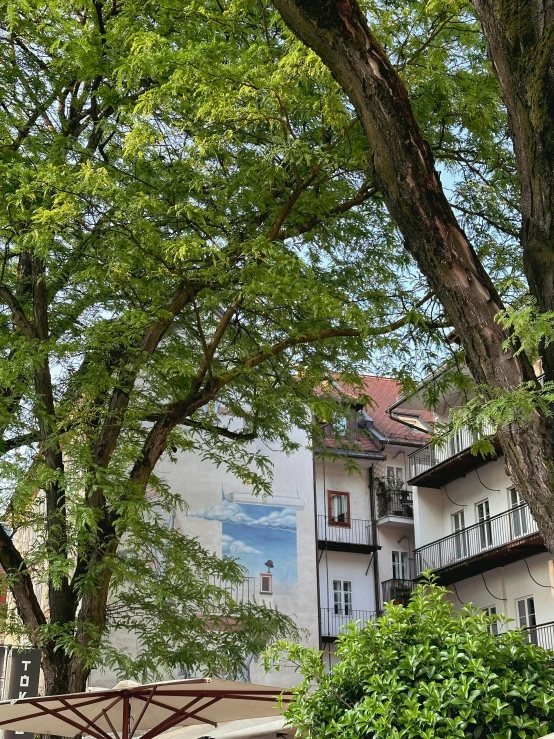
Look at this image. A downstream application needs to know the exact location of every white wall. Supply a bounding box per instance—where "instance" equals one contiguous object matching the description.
[318,550,376,613]
[414,457,517,548]
[447,553,554,627]
[314,458,371,521]
[413,486,444,549]
[376,524,415,582]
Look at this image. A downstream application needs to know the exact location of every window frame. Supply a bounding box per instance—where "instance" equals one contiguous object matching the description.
[392,550,408,580]
[260,573,273,594]
[482,605,498,635]
[475,498,493,550]
[516,595,537,644]
[333,579,352,615]
[328,490,351,527]
[451,509,467,560]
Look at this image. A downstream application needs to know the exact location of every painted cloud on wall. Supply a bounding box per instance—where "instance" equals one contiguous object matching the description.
[189,498,298,586]
[190,499,296,530]
[222,534,262,556]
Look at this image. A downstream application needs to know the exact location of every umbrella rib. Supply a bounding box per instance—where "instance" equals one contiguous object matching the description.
[128,686,156,739]
[58,699,114,739]
[0,695,110,728]
[138,696,218,739]
[101,704,122,739]
[72,694,123,739]
[25,700,109,739]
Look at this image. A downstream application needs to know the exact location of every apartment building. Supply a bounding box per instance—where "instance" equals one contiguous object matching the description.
[314,377,430,660]
[102,376,430,681]
[390,376,554,649]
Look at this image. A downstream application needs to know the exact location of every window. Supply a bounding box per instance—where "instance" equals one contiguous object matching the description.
[476,499,493,549]
[483,605,498,635]
[516,596,537,644]
[386,466,404,490]
[451,510,467,559]
[510,487,529,538]
[333,580,352,615]
[334,413,348,437]
[328,491,350,526]
[392,550,408,580]
[260,573,273,594]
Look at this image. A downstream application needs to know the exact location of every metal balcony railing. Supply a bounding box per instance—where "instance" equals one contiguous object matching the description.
[375,484,414,519]
[317,515,376,547]
[414,504,538,573]
[408,422,495,480]
[320,607,377,638]
[206,575,256,603]
[525,620,554,650]
[382,578,415,606]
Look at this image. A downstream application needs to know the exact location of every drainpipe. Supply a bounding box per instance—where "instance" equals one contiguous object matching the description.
[312,453,322,651]
[369,465,381,614]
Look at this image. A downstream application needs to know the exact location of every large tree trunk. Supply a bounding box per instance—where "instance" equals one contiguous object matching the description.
[470,2,554,373]
[42,650,89,696]
[273,0,554,550]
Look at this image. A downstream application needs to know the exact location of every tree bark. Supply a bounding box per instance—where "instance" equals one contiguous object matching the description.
[272,0,554,551]
[471,1,554,374]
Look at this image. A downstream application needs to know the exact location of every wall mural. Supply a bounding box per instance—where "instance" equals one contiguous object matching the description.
[189,490,301,587]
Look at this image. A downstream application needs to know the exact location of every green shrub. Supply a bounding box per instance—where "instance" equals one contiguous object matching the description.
[266,579,554,739]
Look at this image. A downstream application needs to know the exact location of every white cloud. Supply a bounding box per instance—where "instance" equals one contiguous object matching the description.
[249,508,297,530]
[190,500,254,525]
[222,534,261,556]
[190,499,296,530]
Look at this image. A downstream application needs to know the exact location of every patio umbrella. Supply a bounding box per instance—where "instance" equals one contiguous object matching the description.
[0,678,293,739]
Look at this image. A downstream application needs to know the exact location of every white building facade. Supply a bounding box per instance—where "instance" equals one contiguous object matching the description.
[92,372,554,687]
[392,378,554,650]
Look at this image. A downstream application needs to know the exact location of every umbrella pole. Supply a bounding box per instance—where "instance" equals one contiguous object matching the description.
[122,694,130,739]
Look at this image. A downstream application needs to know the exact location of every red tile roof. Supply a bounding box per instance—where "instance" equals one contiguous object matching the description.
[321,435,383,456]
[334,375,433,446]
[347,376,431,447]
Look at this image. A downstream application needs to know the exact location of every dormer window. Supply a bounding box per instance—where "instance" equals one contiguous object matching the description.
[333,410,349,437]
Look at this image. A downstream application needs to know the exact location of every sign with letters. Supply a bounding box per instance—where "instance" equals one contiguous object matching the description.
[3,648,41,739]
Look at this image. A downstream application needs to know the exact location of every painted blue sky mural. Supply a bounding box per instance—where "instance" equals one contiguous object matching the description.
[190,498,298,585]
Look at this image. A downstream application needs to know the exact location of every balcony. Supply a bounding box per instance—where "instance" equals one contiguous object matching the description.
[375,480,414,524]
[206,575,256,603]
[414,504,546,585]
[408,422,502,488]
[320,607,377,641]
[527,621,554,650]
[317,515,378,554]
[382,578,415,606]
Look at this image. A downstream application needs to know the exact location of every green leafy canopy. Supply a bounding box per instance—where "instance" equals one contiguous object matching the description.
[266,579,554,739]
[0,0,532,687]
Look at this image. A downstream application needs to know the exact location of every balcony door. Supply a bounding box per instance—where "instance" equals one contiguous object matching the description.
[392,550,408,580]
[482,605,498,635]
[476,499,493,549]
[386,466,404,489]
[516,596,537,644]
[510,488,529,538]
[451,510,467,561]
[329,491,350,526]
[333,580,352,616]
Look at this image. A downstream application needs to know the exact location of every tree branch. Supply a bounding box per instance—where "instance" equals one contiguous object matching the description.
[0,285,36,339]
[0,525,46,641]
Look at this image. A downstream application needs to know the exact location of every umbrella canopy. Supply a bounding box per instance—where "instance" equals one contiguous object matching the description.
[167,716,292,739]
[0,678,292,739]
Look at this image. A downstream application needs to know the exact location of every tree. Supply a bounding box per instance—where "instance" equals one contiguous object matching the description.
[271,0,554,552]
[267,580,554,739]
[0,0,441,695]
